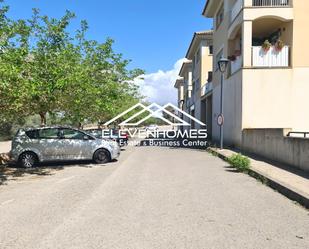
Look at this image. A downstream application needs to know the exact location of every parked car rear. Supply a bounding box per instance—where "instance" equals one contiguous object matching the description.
[146,124,158,132]
[11,127,120,168]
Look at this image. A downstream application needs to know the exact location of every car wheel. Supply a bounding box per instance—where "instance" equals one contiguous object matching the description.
[19,152,37,168]
[93,149,111,164]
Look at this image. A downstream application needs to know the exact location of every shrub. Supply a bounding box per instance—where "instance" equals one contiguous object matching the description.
[262,40,272,52]
[275,39,285,51]
[228,154,250,172]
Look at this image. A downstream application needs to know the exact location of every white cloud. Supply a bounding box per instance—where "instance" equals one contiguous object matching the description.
[135,58,187,105]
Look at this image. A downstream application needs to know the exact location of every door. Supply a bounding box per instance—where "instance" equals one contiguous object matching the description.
[37,128,62,160]
[200,99,207,128]
[206,95,213,140]
[190,110,195,129]
[61,128,94,159]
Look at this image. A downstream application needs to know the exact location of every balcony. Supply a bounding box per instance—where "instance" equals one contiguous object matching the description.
[201,82,213,97]
[252,0,291,7]
[229,0,293,37]
[231,56,243,74]
[252,46,289,67]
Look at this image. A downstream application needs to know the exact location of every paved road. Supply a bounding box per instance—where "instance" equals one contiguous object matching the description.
[0,146,308,249]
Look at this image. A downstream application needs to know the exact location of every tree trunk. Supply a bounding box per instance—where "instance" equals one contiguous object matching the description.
[78,122,82,130]
[39,112,47,127]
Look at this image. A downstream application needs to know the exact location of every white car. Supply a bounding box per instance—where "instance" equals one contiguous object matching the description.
[146,124,158,132]
[11,126,120,168]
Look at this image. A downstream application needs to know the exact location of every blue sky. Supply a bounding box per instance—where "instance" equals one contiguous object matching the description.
[5,0,213,104]
[5,0,212,73]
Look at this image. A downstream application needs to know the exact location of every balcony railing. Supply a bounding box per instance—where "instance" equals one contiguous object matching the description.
[231,56,242,74]
[287,132,309,138]
[230,0,243,23]
[252,0,290,7]
[252,46,289,67]
[201,82,213,97]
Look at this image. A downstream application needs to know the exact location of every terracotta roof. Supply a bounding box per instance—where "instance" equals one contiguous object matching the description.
[185,30,213,59]
[202,0,222,17]
[178,60,192,77]
[174,77,184,88]
[195,30,213,35]
[202,0,210,16]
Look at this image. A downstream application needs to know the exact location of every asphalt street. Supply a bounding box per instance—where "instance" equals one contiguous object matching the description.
[0,146,308,249]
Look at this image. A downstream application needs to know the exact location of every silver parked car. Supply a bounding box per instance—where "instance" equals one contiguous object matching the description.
[11,127,120,168]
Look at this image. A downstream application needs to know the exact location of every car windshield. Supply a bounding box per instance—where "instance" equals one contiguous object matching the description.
[85,129,102,139]
[62,129,86,140]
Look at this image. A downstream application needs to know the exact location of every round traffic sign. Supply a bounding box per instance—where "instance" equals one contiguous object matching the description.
[217,114,224,126]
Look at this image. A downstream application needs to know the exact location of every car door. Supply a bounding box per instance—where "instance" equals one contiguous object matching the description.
[61,128,94,160]
[37,128,63,161]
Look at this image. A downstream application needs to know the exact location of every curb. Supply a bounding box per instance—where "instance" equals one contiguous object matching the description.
[208,148,309,209]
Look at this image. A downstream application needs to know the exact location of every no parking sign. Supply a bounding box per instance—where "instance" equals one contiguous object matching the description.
[217,114,224,126]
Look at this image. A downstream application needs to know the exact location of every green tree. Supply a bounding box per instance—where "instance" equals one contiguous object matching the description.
[0,1,144,128]
[0,1,31,122]
[23,9,80,125]
[63,23,143,126]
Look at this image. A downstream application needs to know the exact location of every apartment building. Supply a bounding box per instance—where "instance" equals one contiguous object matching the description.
[174,31,213,132]
[202,0,309,147]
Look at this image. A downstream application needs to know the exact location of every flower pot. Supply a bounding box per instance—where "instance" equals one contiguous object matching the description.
[262,47,270,53]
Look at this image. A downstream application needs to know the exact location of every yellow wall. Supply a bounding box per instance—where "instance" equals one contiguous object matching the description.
[290,68,309,131]
[212,70,243,147]
[201,43,213,88]
[187,38,213,93]
[243,7,293,21]
[207,0,309,145]
[242,68,309,131]
[242,69,293,129]
[292,0,309,67]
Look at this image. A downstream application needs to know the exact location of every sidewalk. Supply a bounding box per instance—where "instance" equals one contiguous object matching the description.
[0,141,11,154]
[209,147,309,209]
[0,141,11,165]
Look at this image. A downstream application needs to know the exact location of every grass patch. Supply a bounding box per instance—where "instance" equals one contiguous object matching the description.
[228,154,250,172]
[207,148,219,157]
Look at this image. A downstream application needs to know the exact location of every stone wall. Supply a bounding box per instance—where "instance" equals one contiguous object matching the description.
[242,128,309,172]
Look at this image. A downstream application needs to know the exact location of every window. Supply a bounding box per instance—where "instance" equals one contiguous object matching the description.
[195,49,201,65]
[62,128,87,140]
[194,78,200,91]
[38,128,60,139]
[216,5,224,30]
[25,130,39,139]
[215,49,223,71]
[192,57,195,73]
[207,72,213,82]
[209,45,213,55]
[192,81,196,93]
[197,78,201,88]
